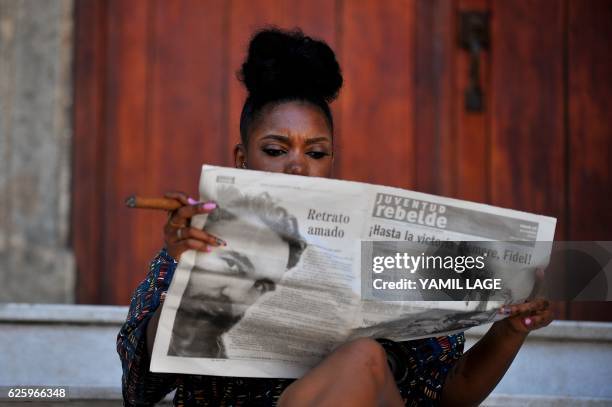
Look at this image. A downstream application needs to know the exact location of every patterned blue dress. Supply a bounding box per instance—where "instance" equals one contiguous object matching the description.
[117,249,465,406]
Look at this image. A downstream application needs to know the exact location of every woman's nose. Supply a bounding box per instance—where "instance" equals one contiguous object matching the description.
[284,151,309,176]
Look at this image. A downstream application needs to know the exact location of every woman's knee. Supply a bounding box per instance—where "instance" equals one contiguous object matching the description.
[336,338,390,383]
[278,339,395,407]
[338,338,386,360]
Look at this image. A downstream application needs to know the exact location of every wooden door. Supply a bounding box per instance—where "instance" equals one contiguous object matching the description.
[73,0,612,321]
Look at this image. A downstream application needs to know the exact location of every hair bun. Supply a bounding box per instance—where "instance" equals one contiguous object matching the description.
[239,28,342,103]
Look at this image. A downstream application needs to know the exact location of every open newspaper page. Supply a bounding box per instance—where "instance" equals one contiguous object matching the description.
[352,188,555,342]
[151,165,556,378]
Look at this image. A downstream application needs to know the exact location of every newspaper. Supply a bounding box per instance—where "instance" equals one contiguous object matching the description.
[151,165,556,378]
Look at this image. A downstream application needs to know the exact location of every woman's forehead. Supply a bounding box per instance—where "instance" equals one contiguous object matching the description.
[254,101,332,139]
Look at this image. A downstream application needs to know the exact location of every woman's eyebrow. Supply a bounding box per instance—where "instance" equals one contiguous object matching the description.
[260,134,290,143]
[260,134,331,144]
[305,137,331,145]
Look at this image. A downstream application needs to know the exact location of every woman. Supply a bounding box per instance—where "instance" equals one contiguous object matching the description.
[117,28,552,406]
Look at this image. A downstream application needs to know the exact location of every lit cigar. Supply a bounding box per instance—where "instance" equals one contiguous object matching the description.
[124,195,183,211]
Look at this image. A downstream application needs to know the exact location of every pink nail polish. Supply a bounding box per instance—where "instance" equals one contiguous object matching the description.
[188,197,199,205]
[205,245,212,252]
[203,202,217,211]
[524,317,532,326]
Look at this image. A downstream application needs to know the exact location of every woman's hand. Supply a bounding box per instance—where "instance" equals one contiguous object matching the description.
[497,298,554,335]
[440,297,553,406]
[163,191,226,260]
[496,268,554,335]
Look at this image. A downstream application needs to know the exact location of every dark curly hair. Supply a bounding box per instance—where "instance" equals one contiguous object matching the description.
[238,27,343,145]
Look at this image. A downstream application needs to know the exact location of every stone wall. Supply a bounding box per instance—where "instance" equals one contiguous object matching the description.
[0,0,74,302]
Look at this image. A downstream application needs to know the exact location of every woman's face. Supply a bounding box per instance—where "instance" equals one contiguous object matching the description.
[235,100,334,178]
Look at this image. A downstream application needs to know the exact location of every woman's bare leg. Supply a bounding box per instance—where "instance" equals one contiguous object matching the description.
[278,338,404,407]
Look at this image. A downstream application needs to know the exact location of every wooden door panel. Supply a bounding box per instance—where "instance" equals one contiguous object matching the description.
[454,0,490,203]
[490,0,566,230]
[489,0,568,318]
[72,0,612,322]
[566,0,612,321]
[101,0,155,305]
[338,0,416,189]
[413,0,455,197]
[73,0,108,304]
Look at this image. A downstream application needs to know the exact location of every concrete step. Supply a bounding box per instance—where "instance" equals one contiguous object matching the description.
[1,303,611,405]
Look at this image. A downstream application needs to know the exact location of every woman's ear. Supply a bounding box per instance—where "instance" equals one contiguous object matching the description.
[234,143,247,168]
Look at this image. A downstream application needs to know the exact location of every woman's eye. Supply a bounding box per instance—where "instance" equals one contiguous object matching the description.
[263,148,286,157]
[253,279,275,294]
[307,151,329,159]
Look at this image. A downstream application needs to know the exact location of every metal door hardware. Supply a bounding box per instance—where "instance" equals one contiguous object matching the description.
[459,11,490,112]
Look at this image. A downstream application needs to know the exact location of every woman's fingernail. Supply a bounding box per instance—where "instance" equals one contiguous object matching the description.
[188,197,199,205]
[202,202,217,211]
[524,317,532,326]
[205,245,212,252]
[500,306,510,315]
[216,237,227,246]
